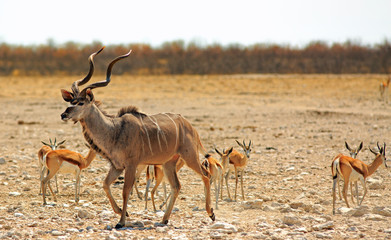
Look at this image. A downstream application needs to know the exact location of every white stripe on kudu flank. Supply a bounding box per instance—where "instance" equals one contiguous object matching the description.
[140,116,153,155]
[163,113,179,150]
[148,115,168,152]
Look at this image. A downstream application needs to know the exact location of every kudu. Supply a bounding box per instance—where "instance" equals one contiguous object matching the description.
[60,47,215,228]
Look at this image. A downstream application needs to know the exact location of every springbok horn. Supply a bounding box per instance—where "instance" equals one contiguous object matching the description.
[377,142,381,151]
[369,147,378,155]
[80,50,132,94]
[71,47,105,95]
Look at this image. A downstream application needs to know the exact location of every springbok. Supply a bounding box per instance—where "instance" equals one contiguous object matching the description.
[331,142,388,215]
[380,76,391,102]
[227,140,252,201]
[60,47,215,228]
[38,138,66,194]
[202,154,224,209]
[144,159,185,212]
[41,145,96,205]
[215,147,233,200]
[339,141,363,203]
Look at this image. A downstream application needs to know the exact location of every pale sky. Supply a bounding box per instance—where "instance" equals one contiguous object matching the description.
[0,0,390,47]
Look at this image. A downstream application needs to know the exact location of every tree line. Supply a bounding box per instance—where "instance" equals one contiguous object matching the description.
[0,40,390,76]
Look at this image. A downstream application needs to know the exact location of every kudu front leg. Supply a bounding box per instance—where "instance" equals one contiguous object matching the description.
[116,167,136,229]
[103,167,124,216]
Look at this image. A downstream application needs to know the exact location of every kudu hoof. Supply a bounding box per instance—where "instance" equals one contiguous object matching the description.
[209,208,216,221]
[115,223,124,229]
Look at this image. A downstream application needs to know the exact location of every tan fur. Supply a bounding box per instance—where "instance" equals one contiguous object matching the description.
[41,148,96,205]
[379,76,390,102]
[225,140,252,201]
[215,147,233,200]
[60,48,215,228]
[203,155,224,209]
[331,145,387,215]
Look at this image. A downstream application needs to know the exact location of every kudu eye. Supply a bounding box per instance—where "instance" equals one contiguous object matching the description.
[77,102,84,106]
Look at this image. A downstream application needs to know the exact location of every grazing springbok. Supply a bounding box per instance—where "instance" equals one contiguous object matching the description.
[340,141,363,203]
[60,47,215,228]
[41,145,96,205]
[227,140,252,201]
[380,76,391,102]
[215,147,233,200]
[38,138,66,194]
[202,154,224,209]
[331,142,388,215]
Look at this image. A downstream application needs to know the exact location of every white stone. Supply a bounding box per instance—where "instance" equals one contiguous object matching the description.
[51,230,64,236]
[14,213,23,217]
[242,199,263,209]
[9,192,21,196]
[282,215,302,226]
[312,221,334,231]
[372,206,391,217]
[209,222,238,233]
[365,214,387,221]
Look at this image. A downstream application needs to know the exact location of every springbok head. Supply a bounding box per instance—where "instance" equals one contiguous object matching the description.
[369,142,388,168]
[60,47,131,123]
[215,147,233,159]
[235,140,252,158]
[41,138,66,150]
[345,141,363,158]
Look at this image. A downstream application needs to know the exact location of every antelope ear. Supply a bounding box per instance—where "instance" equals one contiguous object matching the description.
[227,147,233,154]
[345,141,351,151]
[358,142,363,152]
[86,89,95,101]
[61,89,73,102]
[235,140,243,148]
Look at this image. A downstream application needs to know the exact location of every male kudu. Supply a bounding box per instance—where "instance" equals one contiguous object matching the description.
[60,47,215,228]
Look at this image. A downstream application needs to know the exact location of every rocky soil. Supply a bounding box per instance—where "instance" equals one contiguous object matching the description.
[1,74,391,239]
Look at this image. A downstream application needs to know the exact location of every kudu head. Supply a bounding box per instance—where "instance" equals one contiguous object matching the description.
[235,140,252,158]
[41,138,66,150]
[60,47,131,123]
[369,142,388,168]
[345,141,363,158]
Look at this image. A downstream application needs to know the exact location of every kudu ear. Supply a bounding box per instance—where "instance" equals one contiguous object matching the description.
[84,89,95,101]
[61,89,73,102]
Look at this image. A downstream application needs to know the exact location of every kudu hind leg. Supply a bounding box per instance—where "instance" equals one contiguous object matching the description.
[103,167,124,215]
[162,161,181,224]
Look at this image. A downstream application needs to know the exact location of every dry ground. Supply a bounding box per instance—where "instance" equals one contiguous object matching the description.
[1,74,391,239]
